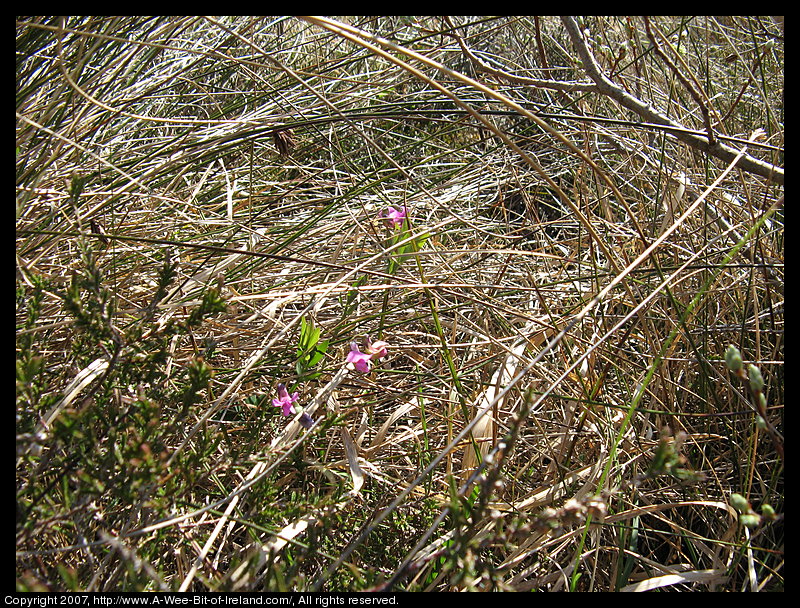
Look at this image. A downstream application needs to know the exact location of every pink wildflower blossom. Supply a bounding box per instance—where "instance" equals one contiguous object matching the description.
[379,206,407,229]
[346,342,373,373]
[272,383,299,416]
[365,335,389,359]
[346,336,390,373]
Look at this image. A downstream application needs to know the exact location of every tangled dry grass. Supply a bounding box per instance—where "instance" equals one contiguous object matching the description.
[17,16,783,592]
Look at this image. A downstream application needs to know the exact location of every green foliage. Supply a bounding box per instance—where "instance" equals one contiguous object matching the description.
[183,287,227,331]
[386,222,428,275]
[642,427,704,483]
[295,316,330,380]
[730,492,778,530]
[16,238,233,590]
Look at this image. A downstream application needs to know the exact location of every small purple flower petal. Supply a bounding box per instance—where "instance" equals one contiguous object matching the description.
[272,383,299,416]
[299,412,315,429]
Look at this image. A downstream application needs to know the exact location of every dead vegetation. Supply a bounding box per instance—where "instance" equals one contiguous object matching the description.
[16,16,783,592]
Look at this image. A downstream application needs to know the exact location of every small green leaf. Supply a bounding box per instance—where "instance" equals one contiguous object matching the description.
[725,344,743,372]
[739,513,761,529]
[730,493,750,513]
[748,364,765,393]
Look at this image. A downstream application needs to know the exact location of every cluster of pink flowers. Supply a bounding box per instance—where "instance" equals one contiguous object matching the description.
[273,336,389,427]
[273,206,407,424]
[345,335,389,373]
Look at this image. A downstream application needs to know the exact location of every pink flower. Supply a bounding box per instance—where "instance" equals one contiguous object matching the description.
[379,206,407,229]
[346,342,373,373]
[346,337,390,373]
[272,383,299,417]
[365,336,389,359]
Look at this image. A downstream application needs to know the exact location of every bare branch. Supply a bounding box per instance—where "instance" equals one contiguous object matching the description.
[643,17,716,146]
[561,16,783,185]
